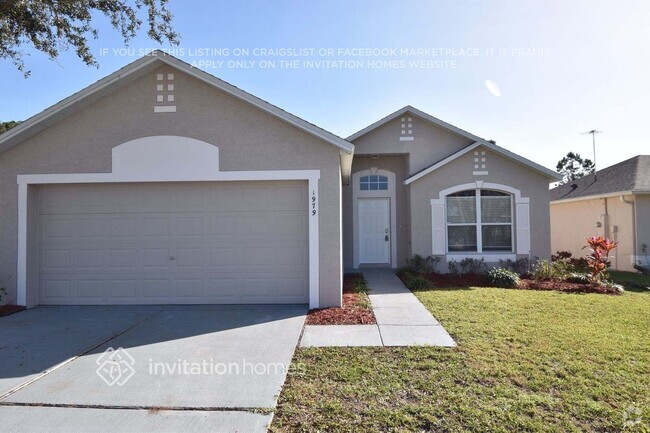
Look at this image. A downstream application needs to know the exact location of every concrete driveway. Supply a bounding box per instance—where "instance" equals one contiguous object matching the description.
[0,305,306,432]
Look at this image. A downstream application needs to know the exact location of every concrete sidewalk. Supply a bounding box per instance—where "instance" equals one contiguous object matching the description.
[301,269,456,347]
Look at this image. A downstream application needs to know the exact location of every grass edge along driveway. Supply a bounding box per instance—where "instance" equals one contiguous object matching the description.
[271,274,649,432]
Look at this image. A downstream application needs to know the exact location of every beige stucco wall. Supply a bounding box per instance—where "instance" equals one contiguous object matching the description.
[342,155,410,269]
[0,64,343,307]
[409,146,552,266]
[550,195,637,271]
[351,113,473,175]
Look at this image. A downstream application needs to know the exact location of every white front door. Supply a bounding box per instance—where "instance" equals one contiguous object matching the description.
[358,198,390,264]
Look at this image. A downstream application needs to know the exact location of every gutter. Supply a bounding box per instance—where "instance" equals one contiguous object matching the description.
[550,191,635,204]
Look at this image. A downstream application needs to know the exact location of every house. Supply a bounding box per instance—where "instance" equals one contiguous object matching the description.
[0,51,559,309]
[550,155,650,271]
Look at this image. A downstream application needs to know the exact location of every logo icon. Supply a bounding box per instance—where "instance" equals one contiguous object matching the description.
[95,347,136,386]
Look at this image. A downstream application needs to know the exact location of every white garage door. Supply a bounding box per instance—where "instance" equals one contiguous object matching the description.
[37,181,308,305]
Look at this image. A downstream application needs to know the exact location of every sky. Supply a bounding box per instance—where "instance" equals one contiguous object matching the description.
[1,0,649,172]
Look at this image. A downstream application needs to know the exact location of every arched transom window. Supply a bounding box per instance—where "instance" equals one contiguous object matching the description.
[446,189,513,252]
[360,174,388,191]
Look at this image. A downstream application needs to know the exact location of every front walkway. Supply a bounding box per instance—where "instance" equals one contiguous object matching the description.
[301,269,456,347]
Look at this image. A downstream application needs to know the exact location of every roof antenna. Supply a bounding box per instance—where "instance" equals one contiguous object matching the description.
[582,129,602,181]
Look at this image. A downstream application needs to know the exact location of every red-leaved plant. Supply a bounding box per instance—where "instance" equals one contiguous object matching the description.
[582,236,618,283]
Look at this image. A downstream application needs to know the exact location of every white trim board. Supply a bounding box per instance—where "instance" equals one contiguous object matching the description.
[16,136,322,309]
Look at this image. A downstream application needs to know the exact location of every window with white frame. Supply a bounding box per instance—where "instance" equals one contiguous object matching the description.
[446,189,513,252]
[360,175,388,191]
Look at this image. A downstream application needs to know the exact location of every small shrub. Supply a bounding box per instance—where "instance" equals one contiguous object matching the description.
[460,257,487,274]
[499,258,531,275]
[533,259,555,280]
[488,268,520,288]
[583,236,618,282]
[551,250,588,272]
[533,259,576,281]
[447,259,460,278]
[0,273,12,305]
[566,273,591,284]
[407,276,433,291]
[396,268,414,283]
[405,254,440,274]
[601,279,625,293]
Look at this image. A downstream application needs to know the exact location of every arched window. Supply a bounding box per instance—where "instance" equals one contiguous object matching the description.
[360,175,388,191]
[446,189,513,252]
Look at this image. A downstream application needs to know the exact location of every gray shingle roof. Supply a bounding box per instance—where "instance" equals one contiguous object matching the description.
[550,155,650,201]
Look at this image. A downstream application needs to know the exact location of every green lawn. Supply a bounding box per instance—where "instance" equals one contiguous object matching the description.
[272,273,649,432]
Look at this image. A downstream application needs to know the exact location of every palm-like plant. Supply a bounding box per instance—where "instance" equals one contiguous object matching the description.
[582,236,618,283]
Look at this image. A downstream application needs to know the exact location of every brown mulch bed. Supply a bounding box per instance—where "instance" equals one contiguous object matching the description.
[0,305,25,316]
[399,271,621,295]
[397,271,491,288]
[517,278,621,295]
[306,274,376,325]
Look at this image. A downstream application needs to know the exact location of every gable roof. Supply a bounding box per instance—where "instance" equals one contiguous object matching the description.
[0,51,354,155]
[550,155,650,202]
[347,105,488,144]
[348,106,560,183]
[404,141,561,184]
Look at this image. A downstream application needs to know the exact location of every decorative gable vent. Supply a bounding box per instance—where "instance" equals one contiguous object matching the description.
[154,72,176,113]
[399,116,414,141]
[473,150,488,176]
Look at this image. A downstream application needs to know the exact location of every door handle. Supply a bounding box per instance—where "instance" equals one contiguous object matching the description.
[385,235,389,242]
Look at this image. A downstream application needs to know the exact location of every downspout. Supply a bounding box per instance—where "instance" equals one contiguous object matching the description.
[620,195,636,266]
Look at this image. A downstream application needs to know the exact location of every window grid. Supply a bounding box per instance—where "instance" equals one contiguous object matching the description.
[446,189,513,253]
[360,175,388,191]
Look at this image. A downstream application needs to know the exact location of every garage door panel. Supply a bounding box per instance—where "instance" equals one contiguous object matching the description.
[41,217,73,241]
[42,249,71,271]
[175,248,205,268]
[38,181,308,305]
[175,278,206,298]
[142,279,172,299]
[76,280,104,300]
[75,249,104,269]
[77,218,105,238]
[276,277,307,298]
[142,217,171,238]
[108,279,138,300]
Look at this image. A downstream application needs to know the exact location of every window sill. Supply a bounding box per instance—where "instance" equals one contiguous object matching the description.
[445,253,517,262]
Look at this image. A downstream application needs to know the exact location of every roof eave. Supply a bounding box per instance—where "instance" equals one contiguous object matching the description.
[404,141,561,185]
[550,191,636,204]
[347,105,487,144]
[0,51,354,155]
[0,55,160,153]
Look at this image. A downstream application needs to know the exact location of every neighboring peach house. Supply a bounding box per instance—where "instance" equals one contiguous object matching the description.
[550,155,650,271]
[0,51,560,309]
